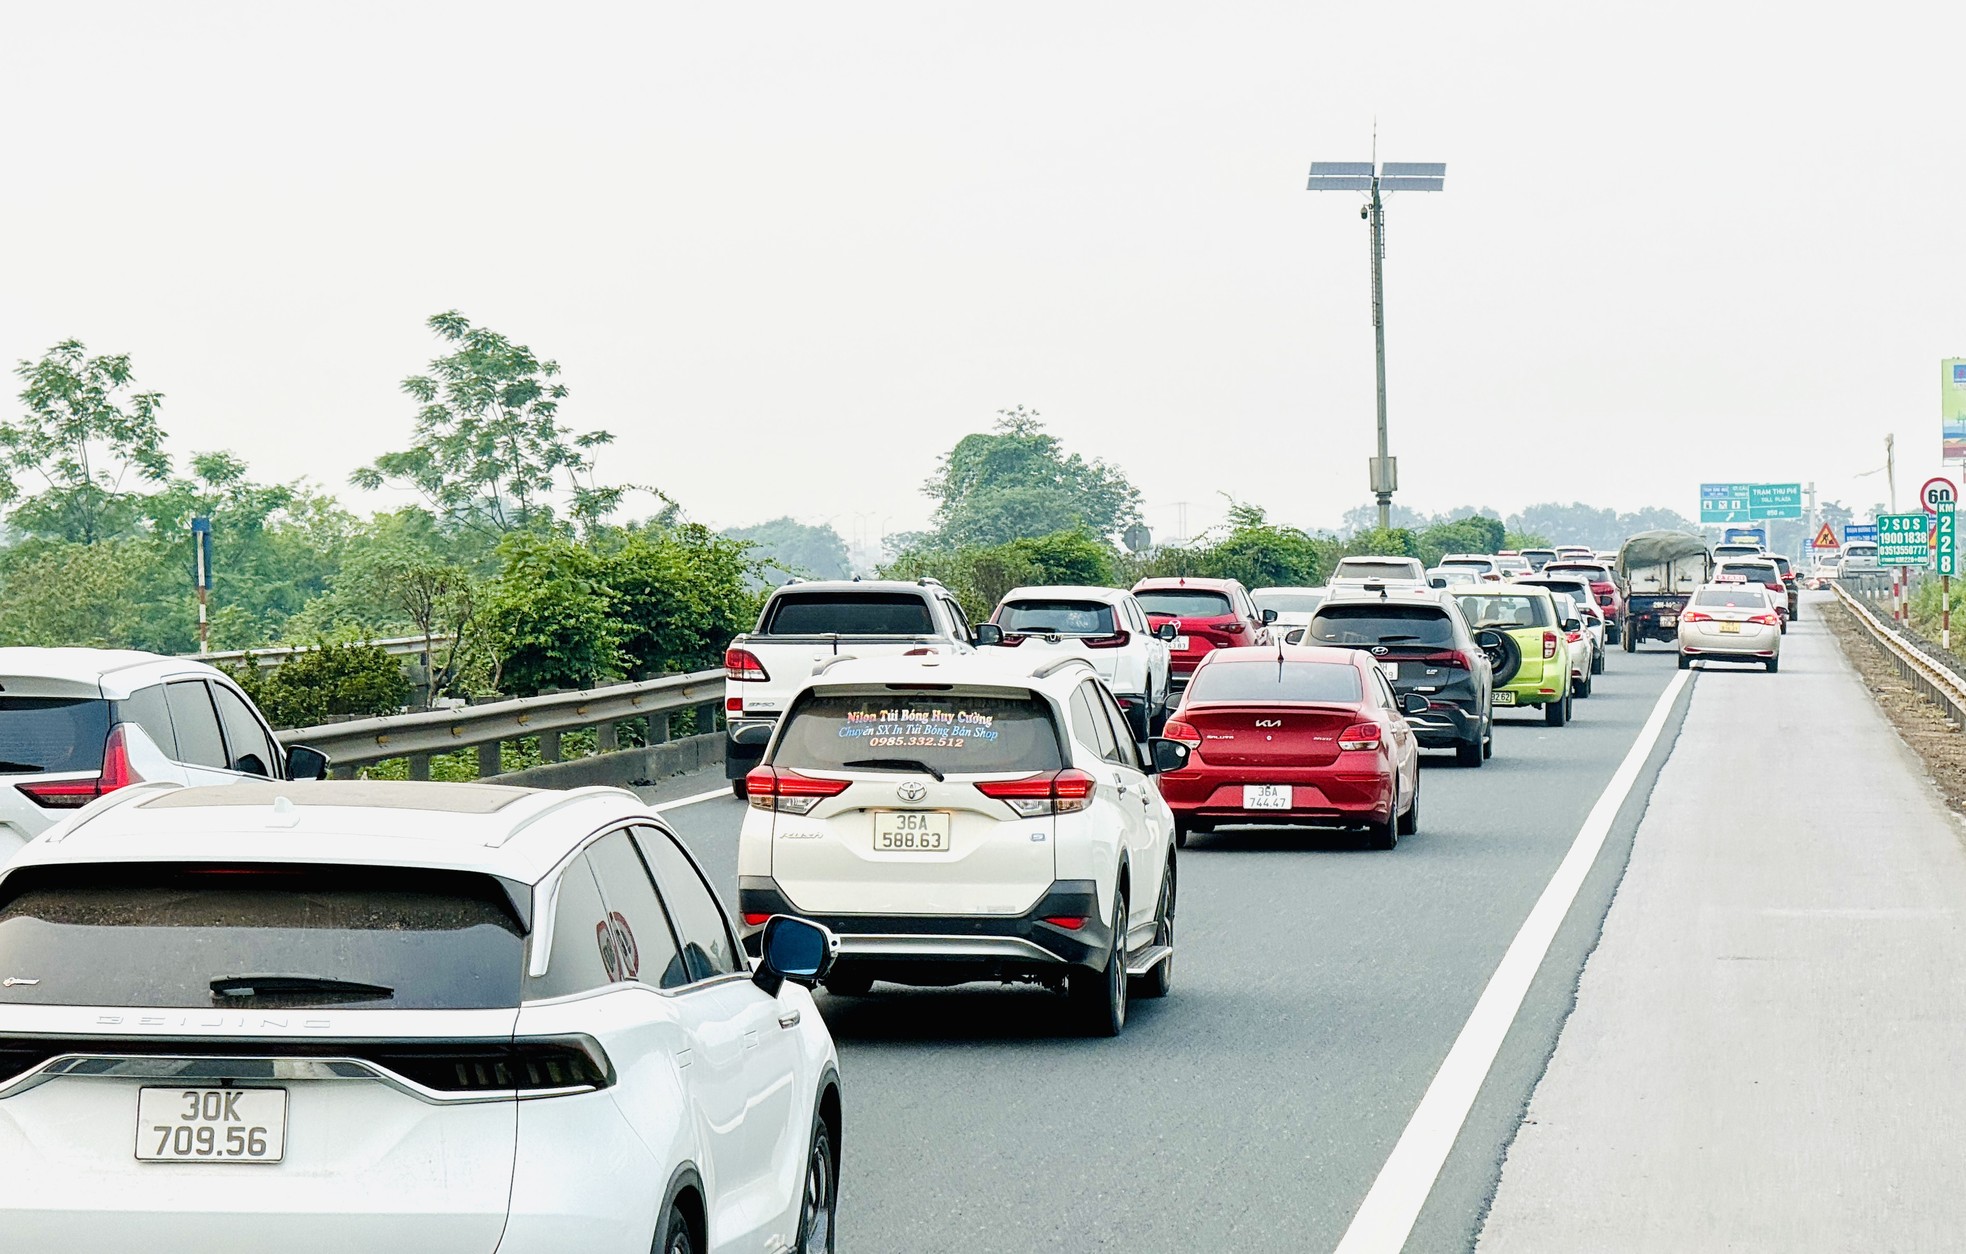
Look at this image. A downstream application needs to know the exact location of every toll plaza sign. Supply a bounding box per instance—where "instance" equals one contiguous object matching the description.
[1877,513,1934,567]
[1700,483,1804,524]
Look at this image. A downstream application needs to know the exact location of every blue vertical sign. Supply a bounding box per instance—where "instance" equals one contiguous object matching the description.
[191,517,213,590]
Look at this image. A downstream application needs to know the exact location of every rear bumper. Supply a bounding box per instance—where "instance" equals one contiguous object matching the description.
[724,718,776,779]
[1160,772,1392,825]
[738,876,1113,979]
[1403,702,1481,746]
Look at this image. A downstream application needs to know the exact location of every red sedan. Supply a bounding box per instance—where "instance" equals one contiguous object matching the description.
[1156,645,1422,851]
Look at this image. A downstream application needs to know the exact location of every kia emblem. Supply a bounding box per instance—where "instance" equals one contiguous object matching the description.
[897,781,927,803]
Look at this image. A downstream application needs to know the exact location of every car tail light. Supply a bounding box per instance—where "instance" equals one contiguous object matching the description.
[742,912,770,926]
[725,696,743,714]
[1081,631,1131,649]
[1419,651,1471,670]
[1749,612,1780,626]
[1765,582,1784,594]
[1566,630,1582,643]
[1337,722,1384,751]
[724,648,769,682]
[1542,631,1559,659]
[1162,719,1203,749]
[975,768,1097,816]
[1042,916,1087,930]
[995,634,1027,647]
[16,724,141,809]
[745,766,850,815]
[1681,610,1713,623]
[370,1037,613,1095]
[1220,622,1244,636]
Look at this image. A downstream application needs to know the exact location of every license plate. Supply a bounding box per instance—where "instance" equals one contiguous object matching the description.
[1242,785,1291,810]
[1660,615,1677,627]
[1171,635,1191,651]
[137,1087,287,1163]
[1377,661,1400,680]
[1720,621,1741,634]
[1493,691,1518,706]
[872,810,951,852]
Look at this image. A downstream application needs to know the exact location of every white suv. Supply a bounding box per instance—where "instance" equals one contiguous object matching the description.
[988,585,1175,739]
[736,652,1187,1036]
[0,648,328,860]
[0,780,843,1253]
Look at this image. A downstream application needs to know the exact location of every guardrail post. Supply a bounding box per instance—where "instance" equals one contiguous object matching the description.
[408,753,431,782]
[538,729,561,763]
[697,702,720,737]
[650,713,670,746]
[478,741,501,779]
[596,721,618,753]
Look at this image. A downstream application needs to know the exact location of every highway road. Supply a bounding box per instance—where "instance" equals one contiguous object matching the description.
[652,644,1698,1252]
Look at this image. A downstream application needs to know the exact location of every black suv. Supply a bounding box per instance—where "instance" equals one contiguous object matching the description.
[1303,584,1497,766]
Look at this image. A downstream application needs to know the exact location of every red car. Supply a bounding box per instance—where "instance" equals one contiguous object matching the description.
[1156,645,1423,851]
[1544,561,1624,643]
[1131,577,1274,688]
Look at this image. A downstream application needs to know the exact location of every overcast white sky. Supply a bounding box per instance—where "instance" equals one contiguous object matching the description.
[3,3,1961,549]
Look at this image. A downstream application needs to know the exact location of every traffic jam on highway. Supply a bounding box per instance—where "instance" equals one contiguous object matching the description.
[0,524,1821,1250]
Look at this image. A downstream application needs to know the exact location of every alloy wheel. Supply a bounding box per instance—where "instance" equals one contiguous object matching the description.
[797,1123,835,1253]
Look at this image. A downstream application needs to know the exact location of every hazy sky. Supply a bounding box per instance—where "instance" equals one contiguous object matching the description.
[4,3,1960,550]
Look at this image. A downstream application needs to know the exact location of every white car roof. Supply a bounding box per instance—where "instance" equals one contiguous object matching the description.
[769,579,941,596]
[794,650,1093,699]
[1250,586,1327,596]
[0,647,229,700]
[4,780,657,886]
[996,585,1132,605]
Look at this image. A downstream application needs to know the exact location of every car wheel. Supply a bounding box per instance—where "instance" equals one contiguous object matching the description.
[1575,669,1594,699]
[822,970,873,997]
[1483,716,1494,759]
[1133,858,1175,999]
[1544,692,1569,727]
[657,1198,699,1254]
[1677,652,1691,671]
[731,777,748,801]
[1591,646,1605,676]
[794,1112,839,1254]
[1366,789,1398,850]
[1396,774,1419,835]
[1455,734,1483,767]
[1477,630,1523,685]
[1621,628,1636,654]
[1780,620,1788,635]
[1069,886,1128,1036]
[1767,657,1780,673]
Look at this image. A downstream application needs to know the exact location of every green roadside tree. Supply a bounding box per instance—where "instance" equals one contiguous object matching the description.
[920,407,1142,549]
[599,525,762,678]
[721,517,852,582]
[352,311,626,536]
[2,340,171,544]
[478,532,624,696]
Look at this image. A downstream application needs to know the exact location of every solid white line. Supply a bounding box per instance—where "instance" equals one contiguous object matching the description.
[1331,667,1693,1254]
[652,786,736,813]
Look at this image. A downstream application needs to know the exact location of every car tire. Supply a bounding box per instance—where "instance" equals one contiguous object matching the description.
[1133,858,1175,999]
[1483,719,1494,758]
[731,777,748,801]
[1070,886,1128,1036]
[656,1197,700,1254]
[1366,789,1399,850]
[822,970,873,997]
[1621,628,1637,654]
[1780,620,1788,635]
[1396,775,1419,835]
[1591,647,1606,676]
[1544,691,1569,727]
[1678,651,1692,670]
[1455,734,1483,768]
[1607,621,1621,645]
[1767,657,1780,673]
[792,1110,839,1254]
[1478,630,1523,685]
[1575,669,1594,699]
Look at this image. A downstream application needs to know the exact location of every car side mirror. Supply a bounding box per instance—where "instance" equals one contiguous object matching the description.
[752,915,837,997]
[972,623,1004,647]
[1260,608,1278,625]
[1401,692,1430,716]
[1562,617,1582,632]
[1283,628,1304,645]
[1156,622,1179,642]
[284,744,329,781]
[1146,737,1191,775]
[1430,577,1447,589]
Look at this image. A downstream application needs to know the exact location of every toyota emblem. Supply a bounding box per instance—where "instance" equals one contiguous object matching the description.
[896,781,928,803]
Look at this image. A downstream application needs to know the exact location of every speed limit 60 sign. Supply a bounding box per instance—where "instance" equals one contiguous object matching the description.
[1922,476,1956,513]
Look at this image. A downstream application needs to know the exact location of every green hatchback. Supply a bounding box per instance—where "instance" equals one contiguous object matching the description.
[1452,586,1575,726]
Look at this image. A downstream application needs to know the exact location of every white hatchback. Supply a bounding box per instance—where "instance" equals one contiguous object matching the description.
[736,652,1186,1036]
[0,781,843,1254]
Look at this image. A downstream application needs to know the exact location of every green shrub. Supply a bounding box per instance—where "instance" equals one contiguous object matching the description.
[226,642,411,730]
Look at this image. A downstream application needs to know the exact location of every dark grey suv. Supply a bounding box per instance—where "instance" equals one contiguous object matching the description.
[1303,584,1497,766]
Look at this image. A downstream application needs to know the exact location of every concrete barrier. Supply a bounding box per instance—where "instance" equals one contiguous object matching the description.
[495,733,725,790]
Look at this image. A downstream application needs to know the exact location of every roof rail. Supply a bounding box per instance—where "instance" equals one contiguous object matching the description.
[918,577,945,588]
[486,786,639,848]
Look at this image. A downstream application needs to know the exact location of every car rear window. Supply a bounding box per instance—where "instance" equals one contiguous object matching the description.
[997,600,1116,635]
[1721,563,1780,583]
[0,864,524,1010]
[1185,662,1363,704]
[771,690,1063,774]
[1454,594,1555,630]
[1133,589,1233,618]
[1307,605,1457,647]
[1524,580,1593,601]
[1333,561,1417,581]
[1252,592,1325,614]
[762,592,935,636]
[1545,564,1609,580]
[1695,589,1771,608]
[0,698,109,775]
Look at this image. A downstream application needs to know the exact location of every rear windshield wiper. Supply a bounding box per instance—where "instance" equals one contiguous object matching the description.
[0,761,45,773]
[210,974,395,1001]
[1376,634,1424,644]
[842,758,947,782]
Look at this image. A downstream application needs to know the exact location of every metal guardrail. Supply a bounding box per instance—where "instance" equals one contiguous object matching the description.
[193,635,455,670]
[276,668,725,779]
[1831,581,1966,727]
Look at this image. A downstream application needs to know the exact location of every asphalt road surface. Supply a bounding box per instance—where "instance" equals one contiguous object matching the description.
[654,644,1694,1252]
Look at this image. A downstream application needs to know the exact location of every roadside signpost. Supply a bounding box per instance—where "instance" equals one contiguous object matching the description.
[1845,522,1879,545]
[1699,482,1804,524]
[1879,513,1931,623]
[1813,523,1840,550]
[1921,476,1957,514]
[190,517,214,655]
[1939,502,1957,648]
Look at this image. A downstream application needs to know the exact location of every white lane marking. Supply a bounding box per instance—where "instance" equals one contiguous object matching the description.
[653,786,735,813]
[1332,668,1693,1254]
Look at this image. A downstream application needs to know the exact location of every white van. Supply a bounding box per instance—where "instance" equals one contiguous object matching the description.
[1842,541,1880,572]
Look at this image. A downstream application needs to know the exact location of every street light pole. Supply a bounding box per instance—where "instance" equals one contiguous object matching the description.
[1308,158,1445,533]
